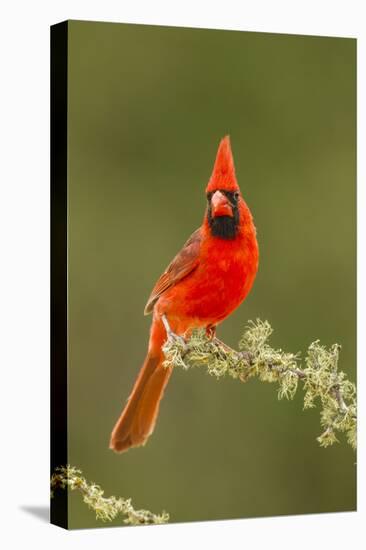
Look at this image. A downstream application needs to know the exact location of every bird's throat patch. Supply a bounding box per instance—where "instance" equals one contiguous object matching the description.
[208,214,239,239]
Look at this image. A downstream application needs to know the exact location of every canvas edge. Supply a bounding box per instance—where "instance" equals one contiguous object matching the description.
[50,20,68,530]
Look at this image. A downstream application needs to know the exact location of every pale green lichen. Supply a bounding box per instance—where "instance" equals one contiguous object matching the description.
[51,465,169,526]
[162,319,357,449]
[51,323,355,527]
[303,341,357,449]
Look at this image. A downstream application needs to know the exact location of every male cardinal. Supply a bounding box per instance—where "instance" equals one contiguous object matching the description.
[110,136,259,453]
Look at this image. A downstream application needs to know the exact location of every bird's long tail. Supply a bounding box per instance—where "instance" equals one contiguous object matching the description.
[109,316,172,453]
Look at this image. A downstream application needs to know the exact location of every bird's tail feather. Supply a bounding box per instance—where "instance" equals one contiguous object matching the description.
[109,317,171,453]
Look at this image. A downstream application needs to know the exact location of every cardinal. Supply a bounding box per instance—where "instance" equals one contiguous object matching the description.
[110,136,259,453]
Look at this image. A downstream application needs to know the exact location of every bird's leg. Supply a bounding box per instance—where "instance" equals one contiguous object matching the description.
[161,314,187,348]
[206,324,236,352]
[206,324,217,339]
[206,325,249,361]
[212,336,252,365]
[213,337,237,353]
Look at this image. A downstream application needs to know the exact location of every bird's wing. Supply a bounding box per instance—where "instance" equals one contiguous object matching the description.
[144,228,202,315]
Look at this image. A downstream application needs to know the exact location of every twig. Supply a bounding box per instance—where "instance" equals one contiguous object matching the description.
[332,384,349,413]
[51,465,169,526]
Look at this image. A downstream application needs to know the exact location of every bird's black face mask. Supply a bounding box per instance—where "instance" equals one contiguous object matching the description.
[207,189,240,239]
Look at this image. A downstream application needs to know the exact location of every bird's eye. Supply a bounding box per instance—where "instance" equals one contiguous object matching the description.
[234,192,240,201]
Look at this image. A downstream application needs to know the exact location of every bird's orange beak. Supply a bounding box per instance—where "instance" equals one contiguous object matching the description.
[211,190,233,217]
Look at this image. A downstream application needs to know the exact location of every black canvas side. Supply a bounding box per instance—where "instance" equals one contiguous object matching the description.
[50,20,68,530]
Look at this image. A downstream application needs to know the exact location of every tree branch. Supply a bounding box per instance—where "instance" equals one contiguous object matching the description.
[51,465,169,525]
[162,319,357,449]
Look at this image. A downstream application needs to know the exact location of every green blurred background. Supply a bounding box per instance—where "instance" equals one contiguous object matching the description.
[67,21,356,528]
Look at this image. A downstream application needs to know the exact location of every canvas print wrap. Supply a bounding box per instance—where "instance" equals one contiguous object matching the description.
[51,20,356,529]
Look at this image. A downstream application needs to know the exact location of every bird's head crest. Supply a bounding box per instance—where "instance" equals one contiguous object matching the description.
[206,136,240,193]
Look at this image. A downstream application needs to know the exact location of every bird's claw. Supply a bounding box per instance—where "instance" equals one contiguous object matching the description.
[213,337,235,353]
[161,314,187,349]
[168,331,187,348]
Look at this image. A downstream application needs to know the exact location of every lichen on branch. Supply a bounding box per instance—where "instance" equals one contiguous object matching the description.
[162,319,357,449]
[51,465,169,526]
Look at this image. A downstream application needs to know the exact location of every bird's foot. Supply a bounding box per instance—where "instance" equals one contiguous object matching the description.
[213,337,236,353]
[213,337,252,364]
[161,314,187,349]
[206,324,217,339]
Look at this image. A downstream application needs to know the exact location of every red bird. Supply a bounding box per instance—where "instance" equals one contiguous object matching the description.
[110,136,259,453]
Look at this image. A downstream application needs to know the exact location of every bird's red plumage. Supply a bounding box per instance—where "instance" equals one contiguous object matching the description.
[110,136,259,453]
[206,135,239,193]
